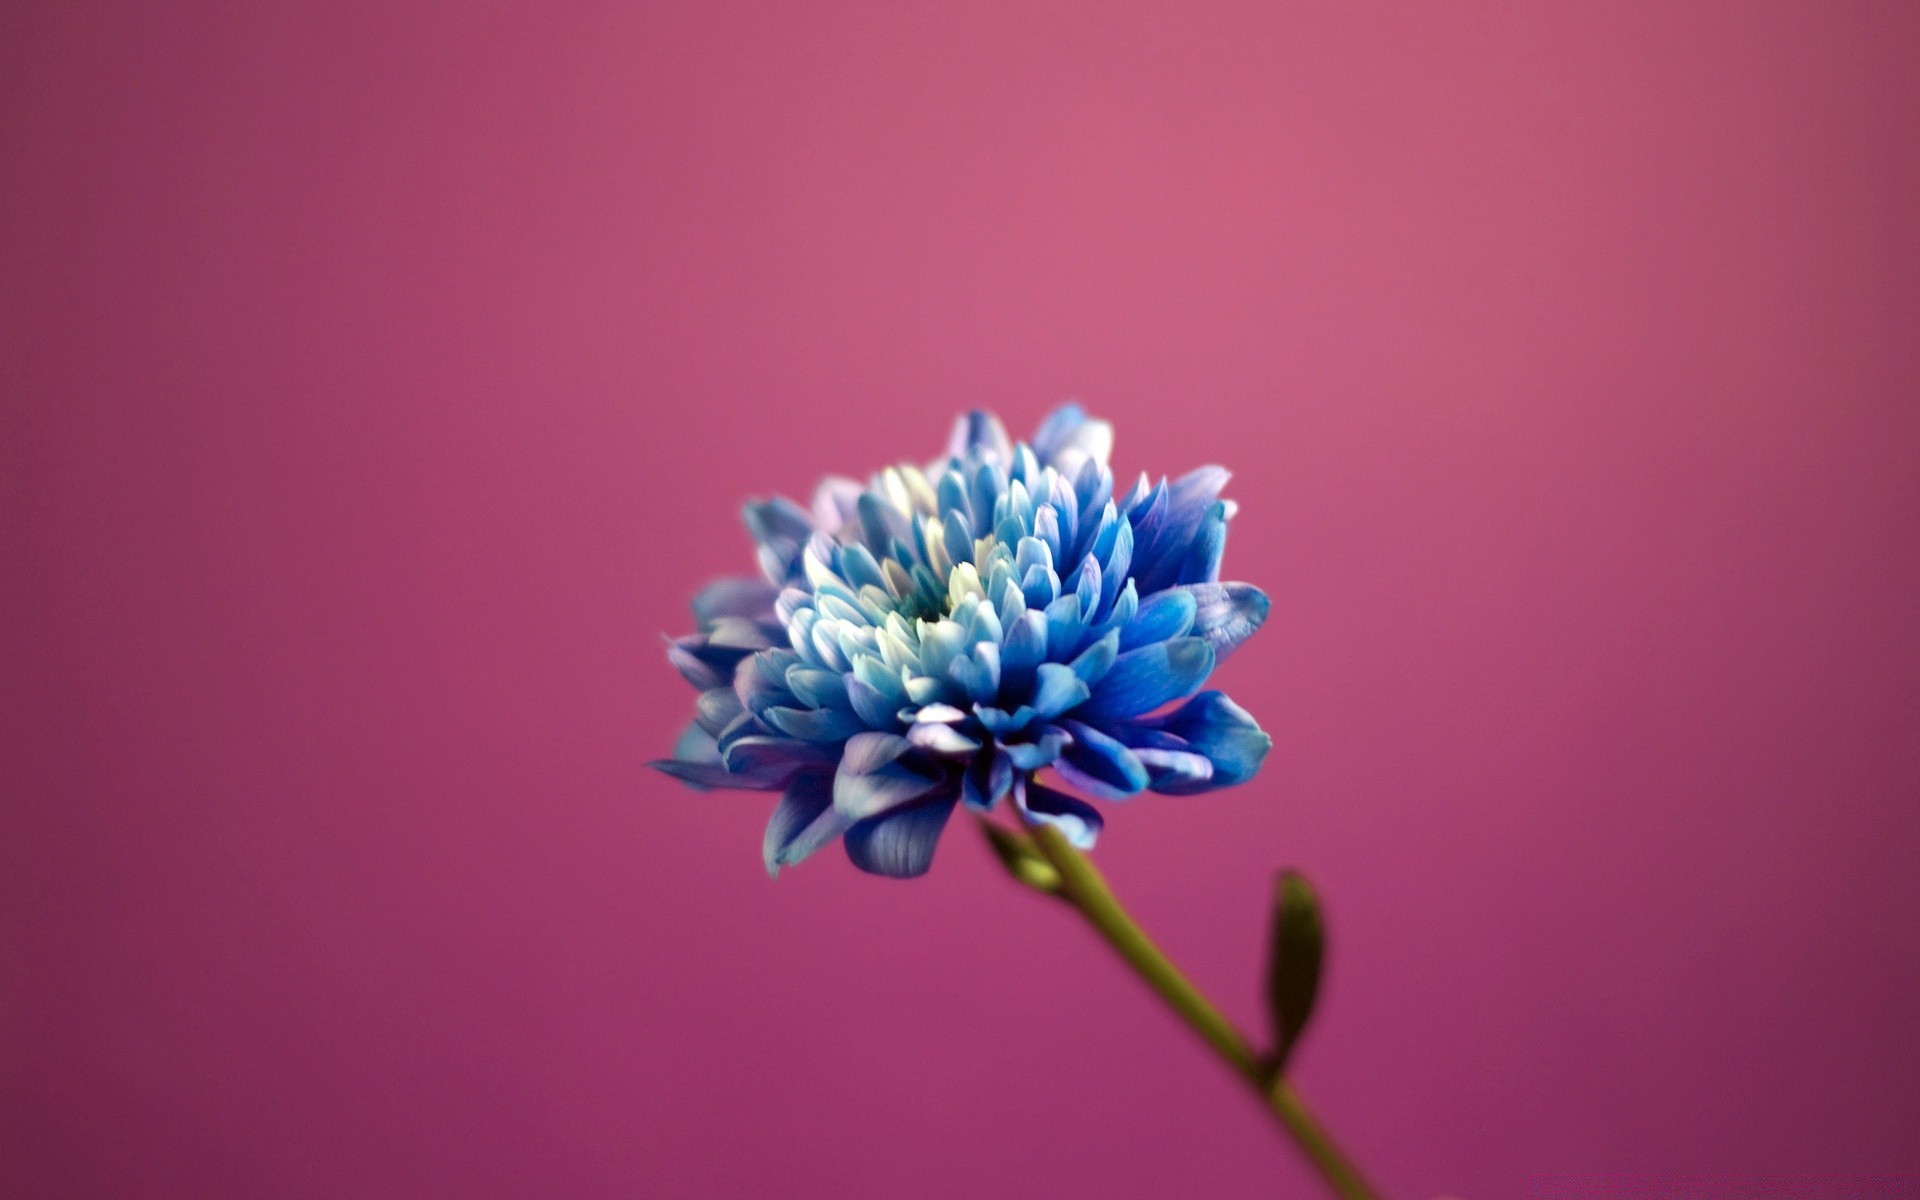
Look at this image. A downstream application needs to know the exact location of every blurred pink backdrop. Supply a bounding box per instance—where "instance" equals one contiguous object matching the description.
[4,2,1918,1197]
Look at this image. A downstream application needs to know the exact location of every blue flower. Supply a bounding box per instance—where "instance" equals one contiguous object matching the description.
[654,405,1273,879]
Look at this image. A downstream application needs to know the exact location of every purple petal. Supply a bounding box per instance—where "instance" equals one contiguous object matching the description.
[843,797,958,878]
[1184,582,1269,661]
[1017,779,1105,848]
[1003,724,1071,770]
[763,774,854,877]
[666,634,745,691]
[833,733,947,819]
[1057,719,1149,798]
[962,747,1015,811]
[692,577,781,626]
[908,722,983,756]
[948,411,1013,465]
[1176,502,1228,585]
[651,756,800,791]
[1139,690,1272,791]
[1135,748,1215,793]
[694,687,745,736]
[723,734,838,777]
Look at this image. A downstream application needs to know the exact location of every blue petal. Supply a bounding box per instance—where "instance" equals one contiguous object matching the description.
[1029,404,1113,477]
[1044,593,1086,661]
[1183,582,1270,661]
[763,774,854,877]
[764,705,867,742]
[974,704,1037,737]
[774,586,810,626]
[1034,504,1063,565]
[1085,501,1121,568]
[1029,403,1089,463]
[742,496,813,548]
[995,566,1029,627]
[969,462,1005,533]
[1058,719,1149,798]
[962,747,1015,810]
[1079,637,1215,721]
[1100,519,1133,612]
[1100,579,1139,635]
[1176,501,1228,585]
[838,542,890,593]
[1072,556,1101,615]
[1018,779,1105,848]
[948,411,1013,465]
[1014,535,1053,578]
[1020,563,1058,610]
[902,673,944,708]
[943,513,976,566]
[1003,479,1035,533]
[949,642,1001,704]
[785,665,852,710]
[1072,456,1112,527]
[1011,442,1041,488]
[1100,723,1189,751]
[1144,690,1272,791]
[733,649,800,717]
[964,600,1002,648]
[833,732,948,819]
[856,492,908,558]
[844,798,958,878]
[1029,662,1091,720]
[852,655,908,707]
[674,720,719,766]
[1130,467,1230,593]
[1069,630,1120,686]
[1170,465,1231,513]
[814,587,866,627]
[1120,588,1197,651]
[937,470,975,533]
[742,497,815,582]
[1003,724,1071,770]
[1125,480,1172,564]
[915,621,967,683]
[846,675,899,728]
[808,623,851,672]
[1000,610,1047,698]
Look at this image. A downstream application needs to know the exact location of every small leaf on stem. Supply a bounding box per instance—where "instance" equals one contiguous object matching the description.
[979,819,1064,895]
[1264,869,1324,1077]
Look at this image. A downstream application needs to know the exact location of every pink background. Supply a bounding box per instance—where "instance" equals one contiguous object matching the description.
[4,2,1918,1197]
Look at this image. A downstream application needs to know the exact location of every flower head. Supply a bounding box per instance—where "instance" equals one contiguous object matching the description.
[654,405,1273,878]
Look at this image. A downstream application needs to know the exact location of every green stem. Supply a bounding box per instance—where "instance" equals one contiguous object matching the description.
[1009,818,1381,1200]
